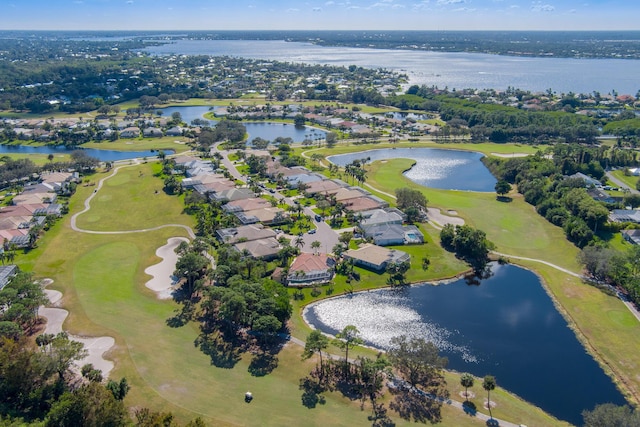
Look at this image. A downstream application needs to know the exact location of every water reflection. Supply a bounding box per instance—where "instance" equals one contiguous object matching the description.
[327,148,497,192]
[304,263,627,425]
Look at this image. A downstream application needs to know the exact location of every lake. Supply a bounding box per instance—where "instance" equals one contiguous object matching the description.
[160,106,326,143]
[304,263,627,425]
[143,39,640,95]
[0,144,164,162]
[327,147,497,192]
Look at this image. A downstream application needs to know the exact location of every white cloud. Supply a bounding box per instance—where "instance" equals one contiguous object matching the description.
[313,7,322,12]
[437,0,465,4]
[453,7,476,12]
[286,8,300,12]
[531,1,555,12]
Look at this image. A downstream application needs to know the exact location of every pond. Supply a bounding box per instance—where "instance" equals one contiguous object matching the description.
[160,106,326,144]
[304,263,627,425]
[327,148,497,192]
[0,144,165,162]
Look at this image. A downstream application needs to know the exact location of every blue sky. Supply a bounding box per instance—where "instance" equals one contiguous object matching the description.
[3,0,638,31]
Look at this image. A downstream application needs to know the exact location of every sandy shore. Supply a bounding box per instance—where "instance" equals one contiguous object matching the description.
[39,280,115,378]
[144,237,189,299]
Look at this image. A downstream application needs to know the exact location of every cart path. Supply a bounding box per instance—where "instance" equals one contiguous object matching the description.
[70,160,195,239]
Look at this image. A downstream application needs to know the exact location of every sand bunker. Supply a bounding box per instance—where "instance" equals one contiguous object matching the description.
[39,280,115,378]
[145,237,189,299]
[427,207,465,227]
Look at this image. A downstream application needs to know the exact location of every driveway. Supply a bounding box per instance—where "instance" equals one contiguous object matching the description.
[299,206,340,254]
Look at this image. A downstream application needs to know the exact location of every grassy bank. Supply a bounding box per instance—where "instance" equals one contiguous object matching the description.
[366,157,640,405]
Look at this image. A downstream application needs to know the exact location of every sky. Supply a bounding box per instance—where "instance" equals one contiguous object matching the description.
[2,0,639,31]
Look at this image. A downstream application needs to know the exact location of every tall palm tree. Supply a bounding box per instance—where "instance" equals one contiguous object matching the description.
[311,240,321,254]
[294,236,305,250]
[460,373,474,401]
[483,375,496,418]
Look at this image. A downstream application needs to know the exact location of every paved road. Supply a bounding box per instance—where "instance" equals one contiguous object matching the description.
[212,141,245,182]
[606,170,639,195]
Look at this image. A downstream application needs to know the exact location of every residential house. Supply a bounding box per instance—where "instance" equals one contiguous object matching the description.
[361,223,423,246]
[216,224,277,244]
[0,264,18,291]
[359,208,405,227]
[210,188,256,203]
[622,229,640,245]
[343,244,410,272]
[234,237,281,261]
[610,209,640,224]
[165,126,184,137]
[287,253,335,286]
[569,172,601,188]
[119,126,140,138]
[587,188,618,204]
[343,196,387,213]
[143,127,163,138]
[223,197,272,213]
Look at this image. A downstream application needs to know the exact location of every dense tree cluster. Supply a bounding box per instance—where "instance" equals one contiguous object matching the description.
[395,187,428,223]
[484,153,614,248]
[440,224,495,272]
[579,245,640,305]
[388,87,599,144]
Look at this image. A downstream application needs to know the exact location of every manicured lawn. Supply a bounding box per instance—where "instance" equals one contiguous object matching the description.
[73,162,193,232]
[610,169,639,190]
[367,158,581,271]
[82,136,190,153]
[0,152,72,165]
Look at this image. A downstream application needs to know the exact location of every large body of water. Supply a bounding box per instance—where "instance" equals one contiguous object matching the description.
[328,147,497,192]
[304,263,627,425]
[161,106,325,143]
[143,39,640,95]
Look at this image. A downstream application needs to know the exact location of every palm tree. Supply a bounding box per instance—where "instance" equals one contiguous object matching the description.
[294,236,305,250]
[460,373,474,401]
[311,240,321,254]
[483,375,496,418]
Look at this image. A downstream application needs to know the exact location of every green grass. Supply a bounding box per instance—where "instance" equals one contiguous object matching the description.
[367,158,581,271]
[74,162,193,232]
[610,169,639,190]
[81,136,190,152]
[0,152,72,165]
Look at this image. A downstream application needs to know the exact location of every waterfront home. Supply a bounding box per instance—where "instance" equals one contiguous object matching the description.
[119,126,140,138]
[287,253,335,286]
[343,244,410,272]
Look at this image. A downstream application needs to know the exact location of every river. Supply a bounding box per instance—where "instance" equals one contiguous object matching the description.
[142,39,640,95]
